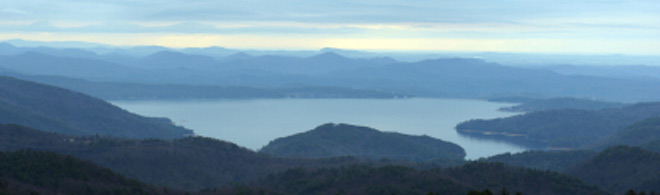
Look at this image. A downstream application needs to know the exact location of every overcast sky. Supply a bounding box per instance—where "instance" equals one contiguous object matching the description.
[0,0,658,54]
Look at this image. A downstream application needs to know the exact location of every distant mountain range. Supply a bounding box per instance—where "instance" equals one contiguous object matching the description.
[4,39,660,66]
[5,73,406,100]
[3,42,660,102]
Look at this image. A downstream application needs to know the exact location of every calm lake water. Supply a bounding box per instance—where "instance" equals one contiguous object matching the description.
[112,98,526,159]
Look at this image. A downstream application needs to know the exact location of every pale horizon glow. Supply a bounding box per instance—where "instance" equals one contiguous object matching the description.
[2,32,659,55]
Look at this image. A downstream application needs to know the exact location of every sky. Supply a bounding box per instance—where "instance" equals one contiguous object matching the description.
[0,0,659,54]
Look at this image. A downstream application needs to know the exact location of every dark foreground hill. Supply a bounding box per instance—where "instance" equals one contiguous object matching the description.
[217,162,604,195]
[0,150,179,195]
[260,123,465,162]
[0,124,364,191]
[485,146,660,194]
[457,102,660,148]
[594,117,660,149]
[0,76,192,139]
[483,150,598,172]
[564,146,660,193]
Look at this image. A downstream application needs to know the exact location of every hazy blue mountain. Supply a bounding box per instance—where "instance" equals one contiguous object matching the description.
[544,64,660,80]
[0,42,102,59]
[102,46,172,57]
[324,58,660,101]
[260,123,466,162]
[457,102,660,148]
[9,39,659,66]
[0,43,20,56]
[0,51,145,81]
[318,47,381,58]
[324,58,560,97]
[218,52,396,76]
[498,97,626,112]
[0,76,192,139]
[0,52,242,85]
[3,44,660,101]
[3,73,404,100]
[220,52,255,61]
[133,50,220,70]
[181,46,240,59]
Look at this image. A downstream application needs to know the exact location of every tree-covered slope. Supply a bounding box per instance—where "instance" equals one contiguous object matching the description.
[260,123,465,162]
[640,139,660,154]
[564,146,660,193]
[0,76,192,139]
[219,162,604,195]
[0,150,176,195]
[594,117,660,149]
[0,124,361,191]
[482,150,597,172]
[456,102,660,148]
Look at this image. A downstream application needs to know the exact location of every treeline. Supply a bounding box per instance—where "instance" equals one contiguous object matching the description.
[0,124,403,191]
[497,97,625,112]
[212,162,602,195]
[485,146,660,193]
[0,150,180,194]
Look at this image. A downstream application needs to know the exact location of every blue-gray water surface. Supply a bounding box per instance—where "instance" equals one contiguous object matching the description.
[112,98,525,159]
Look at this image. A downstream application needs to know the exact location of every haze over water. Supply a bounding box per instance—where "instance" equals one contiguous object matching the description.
[113,98,525,159]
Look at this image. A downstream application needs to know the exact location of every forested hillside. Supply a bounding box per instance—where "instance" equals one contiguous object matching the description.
[594,117,660,148]
[260,123,465,162]
[0,124,363,191]
[565,146,660,193]
[457,102,660,148]
[0,150,178,194]
[483,150,597,172]
[0,76,192,139]
[217,162,603,195]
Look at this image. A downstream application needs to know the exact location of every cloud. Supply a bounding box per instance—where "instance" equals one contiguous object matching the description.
[0,0,658,54]
[2,0,658,23]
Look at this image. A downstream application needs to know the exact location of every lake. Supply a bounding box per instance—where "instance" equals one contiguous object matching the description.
[112,98,526,159]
